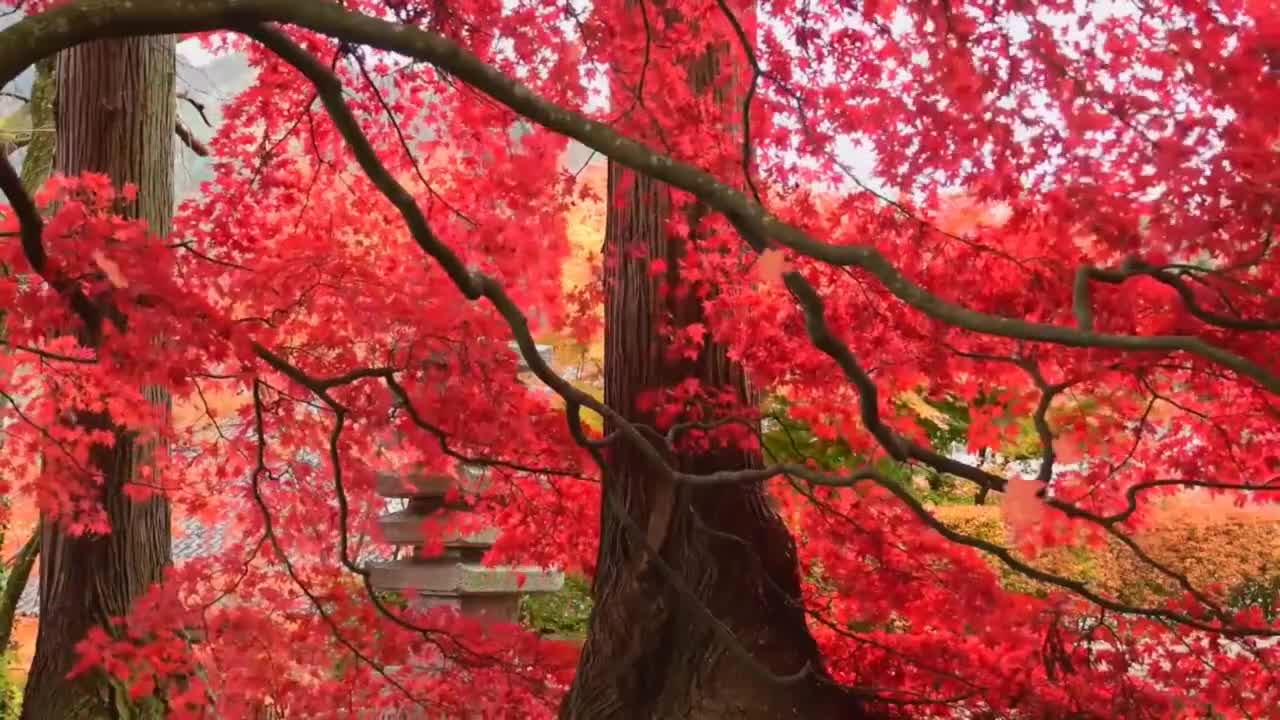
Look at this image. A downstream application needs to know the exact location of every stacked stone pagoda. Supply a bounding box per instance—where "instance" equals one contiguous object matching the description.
[367,344,564,622]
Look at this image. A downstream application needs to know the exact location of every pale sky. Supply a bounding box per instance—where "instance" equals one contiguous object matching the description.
[177,38,217,67]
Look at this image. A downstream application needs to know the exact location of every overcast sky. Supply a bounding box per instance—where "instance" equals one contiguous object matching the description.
[177,38,217,67]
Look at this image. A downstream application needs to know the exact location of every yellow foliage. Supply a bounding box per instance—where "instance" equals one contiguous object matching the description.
[932,502,1280,603]
[931,505,1095,596]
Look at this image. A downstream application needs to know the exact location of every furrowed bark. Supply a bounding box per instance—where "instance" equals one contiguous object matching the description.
[20,36,176,720]
[562,167,869,719]
[561,7,871,718]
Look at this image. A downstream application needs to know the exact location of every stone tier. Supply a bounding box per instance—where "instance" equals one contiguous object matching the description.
[375,469,490,499]
[378,508,498,548]
[369,464,563,623]
[368,559,563,596]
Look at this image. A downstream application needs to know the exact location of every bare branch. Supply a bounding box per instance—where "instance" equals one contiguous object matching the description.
[177,91,212,127]
[175,118,209,156]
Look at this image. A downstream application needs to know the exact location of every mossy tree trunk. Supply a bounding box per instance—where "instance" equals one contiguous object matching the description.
[0,55,55,668]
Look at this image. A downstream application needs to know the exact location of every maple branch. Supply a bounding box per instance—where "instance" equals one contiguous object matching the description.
[251,341,394,408]
[242,23,682,495]
[2,1,1278,395]
[249,363,621,684]
[0,153,108,342]
[384,374,592,480]
[711,0,763,205]
[348,50,478,228]
[947,347,1069,486]
[1021,360,1067,486]
[0,339,97,364]
[1075,257,1280,332]
[792,474,1279,638]
[166,240,253,271]
[1072,477,1280,527]
[254,345,426,578]
[0,387,97,480]
[248,380,432,712]
[673,450,1276,632]
[783,272,1010,492]
[326,405,363,576]
[942,351,1275,608]
[197,532,267,612]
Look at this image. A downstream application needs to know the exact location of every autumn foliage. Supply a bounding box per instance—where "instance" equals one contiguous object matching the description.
[2,0,1280,718]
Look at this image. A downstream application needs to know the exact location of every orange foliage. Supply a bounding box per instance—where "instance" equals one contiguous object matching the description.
[934,497,1280,604]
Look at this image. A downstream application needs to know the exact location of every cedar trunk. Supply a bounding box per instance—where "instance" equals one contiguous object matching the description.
[562,6,869,717]
[558,167,870,718]
[20,37,176,720]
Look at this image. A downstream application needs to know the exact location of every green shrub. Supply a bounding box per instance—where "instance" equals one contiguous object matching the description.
[0,654,22,720]
[520,574,592,639]
[1226,572,1280,621]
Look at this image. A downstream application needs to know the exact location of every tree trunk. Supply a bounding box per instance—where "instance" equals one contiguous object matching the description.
[0,530,39,656]
[560,164,870,720]
[21,36,176,720]
[561,4,871,717]
[19,57,56,192]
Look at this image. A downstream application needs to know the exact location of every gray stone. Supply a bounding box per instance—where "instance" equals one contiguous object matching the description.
[368,560,564,595]
[375,470,455,498]
[411,593,521,622]
[378,509,499,547]
[375,467,493,499]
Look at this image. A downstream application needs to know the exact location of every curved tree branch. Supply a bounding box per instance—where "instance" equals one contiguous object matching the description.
[1076,257,1280,333]
[0,0,1278,393]
[1,0,1275,655]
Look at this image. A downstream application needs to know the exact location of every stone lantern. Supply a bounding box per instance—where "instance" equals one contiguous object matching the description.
[367,344,564,622]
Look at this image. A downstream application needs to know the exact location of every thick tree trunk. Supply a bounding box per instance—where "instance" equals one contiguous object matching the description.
[561,4,871,717]
[560,172,869,720]
[21,37,176,720]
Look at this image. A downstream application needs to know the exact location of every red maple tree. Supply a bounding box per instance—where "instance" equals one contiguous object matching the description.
[2,0,1280,718]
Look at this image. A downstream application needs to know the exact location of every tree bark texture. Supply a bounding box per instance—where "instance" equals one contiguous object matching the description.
[21,36,176,720]
[560,17,871,713]
[18,57,56,192]
[560,165,871,720]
